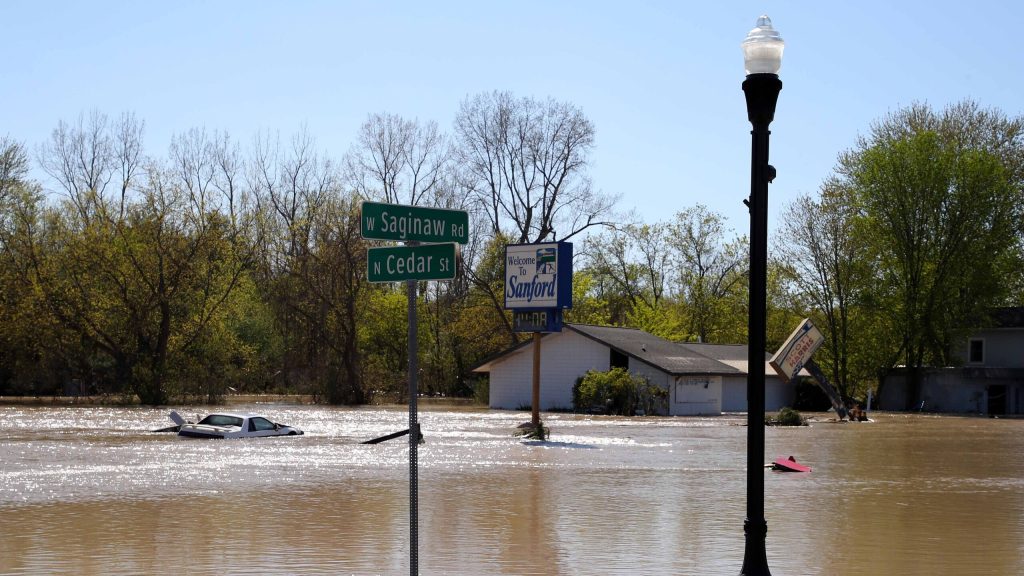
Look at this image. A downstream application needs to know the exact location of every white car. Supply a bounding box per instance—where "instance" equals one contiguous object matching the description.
[173,412,304,439]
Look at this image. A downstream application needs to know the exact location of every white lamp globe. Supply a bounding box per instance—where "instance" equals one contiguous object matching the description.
[742,15,784,75]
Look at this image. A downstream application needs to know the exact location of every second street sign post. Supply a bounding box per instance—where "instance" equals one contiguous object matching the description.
[359,201,468,576]
[367,243,458,283]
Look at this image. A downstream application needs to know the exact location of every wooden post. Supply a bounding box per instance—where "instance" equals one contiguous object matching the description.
[532,331,541,427]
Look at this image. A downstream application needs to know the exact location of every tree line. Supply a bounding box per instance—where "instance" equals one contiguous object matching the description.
[0,96,1020,407]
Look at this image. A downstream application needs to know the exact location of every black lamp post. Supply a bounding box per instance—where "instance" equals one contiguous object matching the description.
[740,15,783,576]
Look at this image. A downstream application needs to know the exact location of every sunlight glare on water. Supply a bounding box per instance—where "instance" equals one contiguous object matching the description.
[2,405,1023,575]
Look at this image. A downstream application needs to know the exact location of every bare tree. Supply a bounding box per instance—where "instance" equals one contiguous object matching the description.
[250,127,334,275]
[454,91,616,244]
[170,128,217,232]
[454,92,615,345]
[38,111,144,221]
[113,113,145,218]
[344,113,452,207]
[248,127,373,402]
[209,132,245,227]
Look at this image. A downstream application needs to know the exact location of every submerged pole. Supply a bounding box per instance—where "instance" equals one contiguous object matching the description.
[407,277,419,576]
[531,331,541,427]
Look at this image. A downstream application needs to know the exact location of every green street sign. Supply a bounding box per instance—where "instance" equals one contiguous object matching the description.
[367,243,458,283]
[361,201,469,244]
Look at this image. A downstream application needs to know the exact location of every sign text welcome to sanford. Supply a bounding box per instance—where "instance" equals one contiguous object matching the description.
[504,242,573,310]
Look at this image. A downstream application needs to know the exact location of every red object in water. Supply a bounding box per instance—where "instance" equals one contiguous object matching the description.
[772,455,811,472]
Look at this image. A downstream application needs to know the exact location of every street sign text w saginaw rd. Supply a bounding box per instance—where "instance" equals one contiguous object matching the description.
[361,201,469,244]
[367,243,458,283]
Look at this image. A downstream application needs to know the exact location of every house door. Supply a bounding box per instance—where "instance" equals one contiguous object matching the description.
[987,385,1007,415]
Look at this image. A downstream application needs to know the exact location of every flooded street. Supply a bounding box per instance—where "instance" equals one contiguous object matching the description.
[1,405,1022,575]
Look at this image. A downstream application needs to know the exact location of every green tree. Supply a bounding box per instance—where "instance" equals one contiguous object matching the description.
[625,300,686,341]
[250,127,346,401]
[669,206,748,343]
[303,194,369,404]
[20,115,261,405]
[838,101,1023,406]
[562,271,610,326]
[359,286,409,400]
[775,186,876,401]
[344,112,473,401]
[0,138,63,395]
[584,222,673,327]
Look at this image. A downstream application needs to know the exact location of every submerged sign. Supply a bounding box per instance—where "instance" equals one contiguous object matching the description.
[769,318,825,382]
[504,242,573,310]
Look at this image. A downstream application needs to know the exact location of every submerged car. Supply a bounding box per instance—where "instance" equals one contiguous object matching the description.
[173,412,304,439]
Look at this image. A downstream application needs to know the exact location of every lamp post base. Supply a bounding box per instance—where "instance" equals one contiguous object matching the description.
[740,518,771,575]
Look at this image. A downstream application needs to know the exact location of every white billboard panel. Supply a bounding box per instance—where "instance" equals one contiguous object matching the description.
[769,318,825,382]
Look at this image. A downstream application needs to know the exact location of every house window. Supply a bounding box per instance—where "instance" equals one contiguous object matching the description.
[968,338,984,364]
[610,349,628,369]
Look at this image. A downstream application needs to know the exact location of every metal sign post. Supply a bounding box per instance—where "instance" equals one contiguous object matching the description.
[407,276,419,576]
[359,201,469,575]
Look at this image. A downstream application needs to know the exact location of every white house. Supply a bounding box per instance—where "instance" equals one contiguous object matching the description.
[880,307,1024,414]
[472,324,797,416]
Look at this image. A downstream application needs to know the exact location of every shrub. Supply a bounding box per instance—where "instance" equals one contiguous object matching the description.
[772,406,806,426]
[573,368,666,416]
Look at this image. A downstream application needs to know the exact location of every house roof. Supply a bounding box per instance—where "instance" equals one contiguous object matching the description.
[472,323,769,377]
[568,324,743,375]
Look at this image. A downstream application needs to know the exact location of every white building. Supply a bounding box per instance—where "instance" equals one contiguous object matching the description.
[880,307,1024,414]
[473,324,796,416]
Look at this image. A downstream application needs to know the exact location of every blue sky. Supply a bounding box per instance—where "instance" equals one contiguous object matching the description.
[2,1,1021,235]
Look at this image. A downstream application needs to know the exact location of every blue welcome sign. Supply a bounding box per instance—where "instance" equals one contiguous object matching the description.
[504,242,573,310]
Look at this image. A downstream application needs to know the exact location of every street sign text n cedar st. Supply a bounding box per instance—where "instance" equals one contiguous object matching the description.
[367,243,458,283]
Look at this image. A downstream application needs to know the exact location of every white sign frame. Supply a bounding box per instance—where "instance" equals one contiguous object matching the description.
[504,242,571,310]
[769,318,825,382]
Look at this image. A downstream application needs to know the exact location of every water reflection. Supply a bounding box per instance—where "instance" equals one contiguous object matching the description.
[1,406,1022,575]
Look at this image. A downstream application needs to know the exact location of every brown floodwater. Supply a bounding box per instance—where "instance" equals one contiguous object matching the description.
[0,405,1022,575]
